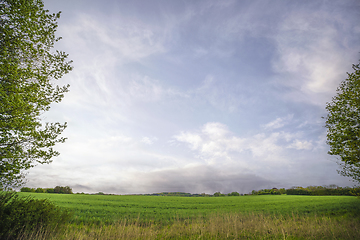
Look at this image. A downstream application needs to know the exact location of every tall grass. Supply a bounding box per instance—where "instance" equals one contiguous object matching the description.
[18,212,359,240]
[0,192,71,240]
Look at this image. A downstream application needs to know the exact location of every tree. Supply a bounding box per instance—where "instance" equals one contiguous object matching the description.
[53,186,72,194]
[35,187,44,193]
[0,0,72,189]
[325,60,360,183]
[20,187,34,192]
[229,191,240,196]
[213,192,221,197]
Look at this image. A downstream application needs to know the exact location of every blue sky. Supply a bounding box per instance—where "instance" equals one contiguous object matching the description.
[26,0,360,194]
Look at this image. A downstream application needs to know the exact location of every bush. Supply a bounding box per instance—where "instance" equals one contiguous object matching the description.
[0,191,72,239]
[35,188,45,193]
[251,188,282,195]
[54,186,73,194]
[286,188,311,195]
[46,188,55,193]
[228,192,240,196]
[20,187,35,192]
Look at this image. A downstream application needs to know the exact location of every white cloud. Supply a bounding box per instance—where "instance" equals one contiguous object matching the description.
[53,12,174,110]
[174,120,316,167]
[202,122,229,140]
[287,139,313,150]
[248,133,282,158]
[175,132,203,150]
[271,9,358,105]
[174,122,245,164]
[262,114,293,130]
[65,14,166,62]
[141,137,158,145]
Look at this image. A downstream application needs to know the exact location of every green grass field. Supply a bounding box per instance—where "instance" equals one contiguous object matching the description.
[18,193,360,225]
[11,193,360,239]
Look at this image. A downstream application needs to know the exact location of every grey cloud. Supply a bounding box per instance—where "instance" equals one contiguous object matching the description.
[94,165,277,195]
[71,184,92,191]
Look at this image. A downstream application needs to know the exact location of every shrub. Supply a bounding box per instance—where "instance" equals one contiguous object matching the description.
[286,188,311,195]
[251,188,281,195]
[46,188,55,193]
[229,192,240,196]
[20,187,35,192]
[54,186,73,194]
[0,191,72,239]
[214,192,221,197]
[35,188,45,193]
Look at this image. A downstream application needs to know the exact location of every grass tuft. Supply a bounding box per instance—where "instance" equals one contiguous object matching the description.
[19,212,360,240]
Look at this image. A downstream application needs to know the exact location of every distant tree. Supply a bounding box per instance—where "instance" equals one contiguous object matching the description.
[284,185,358,196]
[35,187,44,193]
[328,184,339,189]
[20,187,34,192]
[53,186,58,193]
[53,186,72,194]
[46,188,54,193]
[286,187,310,195]
[325,60,360,183]
[0,0,72,189]
[229,192,240,196]
[63,186,72,194]
[214,192,221,197]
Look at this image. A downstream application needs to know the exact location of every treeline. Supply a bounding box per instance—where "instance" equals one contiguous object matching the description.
[145,192,212,197]
[251,188,285,195]
[150,186,360,197]
[214,192,241,196]
[142,192,243,197]
[18,185,360,196]
[251,186,360,196]
[20,186,73,194]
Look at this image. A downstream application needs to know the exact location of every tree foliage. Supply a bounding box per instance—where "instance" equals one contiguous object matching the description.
[53,185,73,194]
[20,185,73,194]
[0,192,72,239]
[325,60,360,183]
[228,191,240,196]
[0,0,72,189]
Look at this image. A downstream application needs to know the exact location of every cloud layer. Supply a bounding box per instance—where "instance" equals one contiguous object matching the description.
[24,0,360,194]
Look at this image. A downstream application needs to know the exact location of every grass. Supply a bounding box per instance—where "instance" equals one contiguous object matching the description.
[15,193,360,239]
[17,212,360,239]
[18,193,360,225]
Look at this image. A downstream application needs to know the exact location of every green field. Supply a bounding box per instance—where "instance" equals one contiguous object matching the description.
[8,193,359,239]
[18,193,360,225]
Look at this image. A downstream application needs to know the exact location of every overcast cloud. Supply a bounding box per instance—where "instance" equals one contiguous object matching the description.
[25,0,360,194]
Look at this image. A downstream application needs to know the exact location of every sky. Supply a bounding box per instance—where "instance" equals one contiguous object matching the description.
[25,0,360,194]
